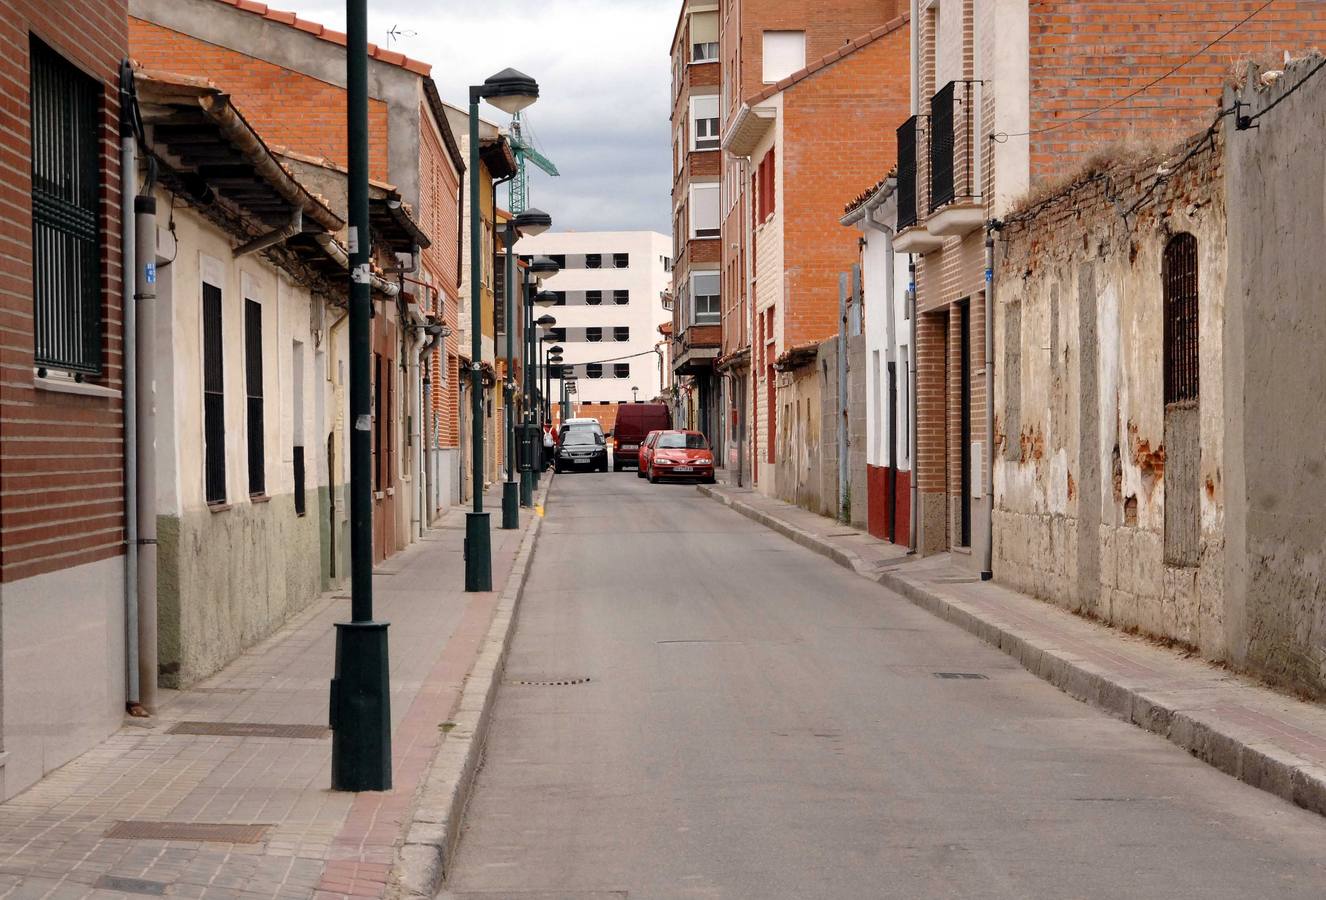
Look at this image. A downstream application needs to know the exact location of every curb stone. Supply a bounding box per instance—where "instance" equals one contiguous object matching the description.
[697,484,1326,821]
[390,477,552,899]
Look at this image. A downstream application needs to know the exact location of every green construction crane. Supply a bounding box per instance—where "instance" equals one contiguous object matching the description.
[508,111,558,214]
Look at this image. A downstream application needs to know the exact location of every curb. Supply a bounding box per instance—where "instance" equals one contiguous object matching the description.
[391,477,552,898]
[697,484,1326,821]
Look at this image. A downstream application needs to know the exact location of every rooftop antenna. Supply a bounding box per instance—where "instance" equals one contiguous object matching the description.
[385,25,416,46]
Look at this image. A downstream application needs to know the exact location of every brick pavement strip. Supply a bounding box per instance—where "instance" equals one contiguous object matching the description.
[0,481,551,900]
[698,482,1326,821]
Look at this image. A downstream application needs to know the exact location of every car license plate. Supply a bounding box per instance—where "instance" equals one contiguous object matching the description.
[674,466,693,473]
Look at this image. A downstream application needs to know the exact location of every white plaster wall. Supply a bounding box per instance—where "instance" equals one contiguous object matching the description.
[751,99,784,497]
[2,555,125,799]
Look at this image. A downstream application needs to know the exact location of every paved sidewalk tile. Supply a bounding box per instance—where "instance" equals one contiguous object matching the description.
[701,481,1326,815]
[0,488,535,900]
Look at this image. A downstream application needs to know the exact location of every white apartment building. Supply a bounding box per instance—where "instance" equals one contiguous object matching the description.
[516,231,673,406]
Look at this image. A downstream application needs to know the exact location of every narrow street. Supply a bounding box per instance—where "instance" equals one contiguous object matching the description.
[443,475,1326,900]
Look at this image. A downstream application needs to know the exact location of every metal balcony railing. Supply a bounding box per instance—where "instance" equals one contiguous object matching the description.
[929,80,977,212]
[896,115,918,230]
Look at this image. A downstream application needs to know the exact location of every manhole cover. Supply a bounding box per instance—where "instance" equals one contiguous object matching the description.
[167,721,328,739]
[933,672,988,680]
[512,677,592,686]
[105,821,269,843]
[95,875,168,896]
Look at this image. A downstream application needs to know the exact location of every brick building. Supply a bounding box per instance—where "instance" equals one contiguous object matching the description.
[895,0,1326,569]
[713,0,907,494]
[721,9,910,503]
[669,1,722,448]
[0,0,130,798]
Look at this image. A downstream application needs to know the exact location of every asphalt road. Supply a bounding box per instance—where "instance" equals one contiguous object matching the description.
[440,473,1326,900]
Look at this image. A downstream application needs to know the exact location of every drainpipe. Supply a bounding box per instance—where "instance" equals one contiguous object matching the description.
[119,61,141,714]
[134,188,159,715]
[313,234,401,297]
[837,273,849,523]
[233,207,301,257]
[982,229,996,580]
[908,255,919,554]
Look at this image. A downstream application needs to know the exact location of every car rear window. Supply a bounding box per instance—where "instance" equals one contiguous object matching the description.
[658,433,708,449]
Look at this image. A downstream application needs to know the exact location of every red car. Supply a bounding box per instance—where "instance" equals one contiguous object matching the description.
[645,430,716,484]
[636,430,663,478]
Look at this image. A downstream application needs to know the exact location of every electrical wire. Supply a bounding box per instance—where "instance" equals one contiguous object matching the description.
[548,347,662,367]
[1240,53,1326,127]
[991,0,1277,141]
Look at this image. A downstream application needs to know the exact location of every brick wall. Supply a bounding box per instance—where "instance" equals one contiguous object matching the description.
[781,26,910,349]
[0,1,128,583]
[129,19,390,182]
[1027,0,1326,182]
[419,111,460,450]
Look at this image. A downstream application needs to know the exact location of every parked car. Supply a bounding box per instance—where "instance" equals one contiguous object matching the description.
[612,403,671,471]
[645,430,716,484]
[558,417,604,445]
[637,430,663,478]
[554,428,608,473]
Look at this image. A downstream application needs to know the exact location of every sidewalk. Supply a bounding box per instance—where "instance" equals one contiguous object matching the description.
[0,481,547,900]
[698,480,1326,820]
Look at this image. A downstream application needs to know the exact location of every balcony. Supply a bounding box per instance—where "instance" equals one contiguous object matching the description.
[926,80,984,238]
[892,115,943,255]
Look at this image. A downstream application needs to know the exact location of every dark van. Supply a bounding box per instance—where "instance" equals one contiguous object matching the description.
[612,403,672,471]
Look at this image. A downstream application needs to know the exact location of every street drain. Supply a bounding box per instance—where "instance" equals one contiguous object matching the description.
[167,721,329,739]
[105,821,269,843]
[95,875,168,896]
[933,672,988,680]
[512,677,592,686]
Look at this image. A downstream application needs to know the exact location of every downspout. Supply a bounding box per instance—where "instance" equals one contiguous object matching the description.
[743,155,756,487]
[313,234,400,296]
[233,207,301,257]
[982,229,996,580]
[326,308,349,579]
[837,273,849,523]
[134,185,159,716]
[908,255,919,554]
[119,61,141,714]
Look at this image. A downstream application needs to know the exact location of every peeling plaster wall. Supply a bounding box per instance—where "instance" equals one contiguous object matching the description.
[1224,56,1326,697]
[994,133,1227,655]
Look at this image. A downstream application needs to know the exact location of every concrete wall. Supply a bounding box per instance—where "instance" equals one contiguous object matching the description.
[1224,55,1326,698]
[994,133,1227,655]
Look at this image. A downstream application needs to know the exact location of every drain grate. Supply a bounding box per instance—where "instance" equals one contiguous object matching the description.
[95,875,168,896]
[105,821,269,843]
[933,672,988,680]
[167,721,328,739]
[512,677,592,687]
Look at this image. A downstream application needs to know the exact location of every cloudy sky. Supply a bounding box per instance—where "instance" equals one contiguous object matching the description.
[294,0,677,236]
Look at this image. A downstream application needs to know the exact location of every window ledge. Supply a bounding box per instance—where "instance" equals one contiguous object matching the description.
[250,494,272,504]
[208,502,233,514]
[34,373,121,400]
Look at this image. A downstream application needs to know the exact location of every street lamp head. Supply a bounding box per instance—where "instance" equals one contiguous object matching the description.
[534,290,559,308]
[477,68,539,114]
[529,255,561,276]
[536,314,557,327]
[515,208,552,237]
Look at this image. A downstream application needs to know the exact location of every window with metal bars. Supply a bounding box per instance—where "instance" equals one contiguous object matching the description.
[244,299,265,496]
[31,38,102,376]
[929,82,956,211]
[896,116,917,229]
[202,282,226,504]
[1163,233,1199,405]
[293,447,306,516]
[494,249,506,336]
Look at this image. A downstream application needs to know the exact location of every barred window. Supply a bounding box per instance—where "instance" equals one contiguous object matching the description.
[31,38,102,375]
[1163,233,1199,405]
[244,299,265,496]
[202,282,226,504]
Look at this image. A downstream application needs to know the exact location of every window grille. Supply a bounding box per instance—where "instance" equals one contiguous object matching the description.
[293,446,306,516]
[202,283,226,504]
[1163,233,1199,405]
[929,82,956,211]
[31,39,102,375]
[244,299,265,496]
[896,116,918,229]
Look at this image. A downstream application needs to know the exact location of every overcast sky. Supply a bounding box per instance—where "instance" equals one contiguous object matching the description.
[294,0,676,236]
